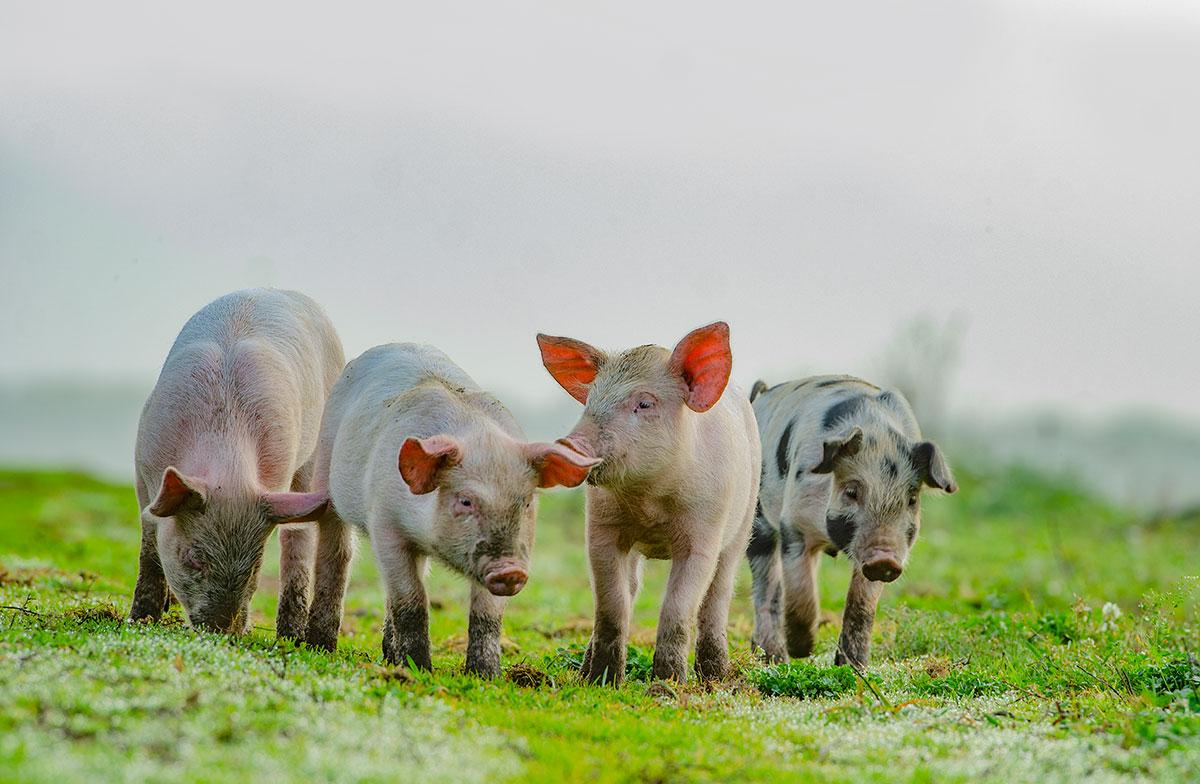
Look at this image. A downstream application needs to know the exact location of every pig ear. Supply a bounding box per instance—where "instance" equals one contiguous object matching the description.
[399,435,463,495]
[147,467,207,517]
[668,322,733,413]
[523,442,602,489]
[536,334,604,404]
[912,441,958,493]
[812,427,864,474]
[262,491,330,524]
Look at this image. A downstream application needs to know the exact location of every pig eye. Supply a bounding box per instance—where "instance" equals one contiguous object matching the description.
[455,494,475,514]
[842,482,862,503]
[634,394,657,412]
[908,493,919,508]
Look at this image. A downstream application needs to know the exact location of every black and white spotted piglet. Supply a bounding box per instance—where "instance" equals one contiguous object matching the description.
[746,376,957,668]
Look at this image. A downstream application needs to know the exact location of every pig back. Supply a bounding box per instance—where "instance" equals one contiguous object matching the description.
[136,289,345,492]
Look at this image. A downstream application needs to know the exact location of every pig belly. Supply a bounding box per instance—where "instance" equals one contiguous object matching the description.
[632,540,672,560]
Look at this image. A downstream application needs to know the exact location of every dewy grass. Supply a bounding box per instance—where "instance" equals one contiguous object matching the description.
[1,468,1198,782]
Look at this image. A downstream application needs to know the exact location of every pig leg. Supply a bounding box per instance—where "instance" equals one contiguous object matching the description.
[130,522,169,621]
[130,475,169,621]
[747,515,786,663]
[276,469,317,639]
[834,569,884,669]
[376,529,431,669]
[305,513,355,652]
[695,542,741,681]
[276,525,316,639]
[781,530,821,658]
[653,547,720,682]
[465,584,506,678]
[581,527,633,686]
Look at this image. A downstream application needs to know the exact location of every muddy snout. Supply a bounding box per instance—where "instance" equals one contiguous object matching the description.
[189,604,243,634]
[861,552,904,583]
[483,562,529,596]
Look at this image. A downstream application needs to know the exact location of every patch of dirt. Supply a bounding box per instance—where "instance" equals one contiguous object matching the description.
[506,662,552,689]
[66,603,123,623]
[0,568,36,587]
[924,656,952,679]
[362,662,416,682]
[645,681,677,700]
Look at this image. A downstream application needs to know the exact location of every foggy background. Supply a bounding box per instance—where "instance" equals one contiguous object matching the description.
[2,2,1198,510]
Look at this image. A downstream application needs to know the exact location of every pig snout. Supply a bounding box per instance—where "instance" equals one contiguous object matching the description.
[484,563,529,596]
[556,434,596,460]
[190,604,242,634]
[861,553,904,583]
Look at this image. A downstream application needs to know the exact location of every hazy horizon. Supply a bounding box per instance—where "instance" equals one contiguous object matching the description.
[3,2,1199,453]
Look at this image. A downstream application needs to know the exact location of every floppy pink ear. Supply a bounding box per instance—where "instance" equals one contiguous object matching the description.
[524,442,602,489]
[668,321,733,413]
[262,491,329,524]
[536,334,604,404]
[399,435,462,495]
[147,467,207,517]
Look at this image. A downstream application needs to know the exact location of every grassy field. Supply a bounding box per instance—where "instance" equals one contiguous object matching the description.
[0,467,1197,783]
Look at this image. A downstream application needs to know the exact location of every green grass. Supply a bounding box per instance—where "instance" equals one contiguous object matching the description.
[0,466,1197,782]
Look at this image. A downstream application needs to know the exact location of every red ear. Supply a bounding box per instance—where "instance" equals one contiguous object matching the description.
[536,334,603,404]
[668,322,733,412]
[262,491,329,524]
[524,442,602,489]
[147,467,207,517]
[399,435,462,495]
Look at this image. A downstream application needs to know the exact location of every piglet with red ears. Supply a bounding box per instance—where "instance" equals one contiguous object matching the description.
[305,343,598,677]
[537,322,761,686]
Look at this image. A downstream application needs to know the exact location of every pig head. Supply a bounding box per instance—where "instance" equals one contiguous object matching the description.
[536,322,732,487]
[144,466,328,632]
[814,426,957,583]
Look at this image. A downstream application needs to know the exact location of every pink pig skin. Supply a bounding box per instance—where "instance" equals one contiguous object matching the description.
[131,289,344,636]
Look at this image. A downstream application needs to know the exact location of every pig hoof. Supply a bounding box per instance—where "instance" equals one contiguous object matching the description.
[582,663,623,687]
[784,626,816,659]
[651,653,687,683]
[382,639,433,671]
[304,629,338,652]
[128,605,162,623]
[695,640,729,681]
[752,637,787,664]
[580,638,625,686]
[276,624,306,642]
[834,649,867,670]
[581,651,625,687]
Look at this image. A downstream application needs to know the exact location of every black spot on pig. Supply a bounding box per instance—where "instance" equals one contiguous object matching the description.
[822,395,868,430]
[826,513,856,551]
[884,458,899,479]
[776,421,793,478]
[747,516,778,558]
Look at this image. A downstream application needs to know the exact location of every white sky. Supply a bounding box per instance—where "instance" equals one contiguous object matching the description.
[2,1,1198,419]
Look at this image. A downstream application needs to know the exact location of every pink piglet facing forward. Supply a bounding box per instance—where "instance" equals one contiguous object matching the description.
[537,322,761,686]
[304,343,598,677]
